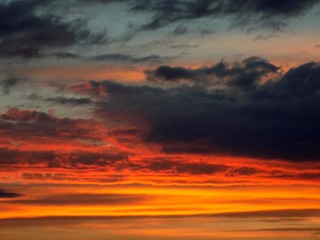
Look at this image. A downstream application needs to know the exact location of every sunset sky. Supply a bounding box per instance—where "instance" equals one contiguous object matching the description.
[1,0,320,239]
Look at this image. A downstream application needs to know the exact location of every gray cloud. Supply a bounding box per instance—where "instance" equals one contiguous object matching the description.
[132,0,319,31]
[0,0,107,59]
[45,96,93,106]
[90,53,172,64]
[172,25,188,35]
[88,58,320,162]
[0,75,31,95]
[145,56,279,89]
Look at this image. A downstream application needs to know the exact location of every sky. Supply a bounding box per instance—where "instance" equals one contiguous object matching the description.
[0,0,320,239]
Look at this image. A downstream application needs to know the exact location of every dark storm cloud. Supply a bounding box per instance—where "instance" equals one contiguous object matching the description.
[0,188,22,198]
[132,0,319,31]
[91,58,320,161]
[0,0,106,59]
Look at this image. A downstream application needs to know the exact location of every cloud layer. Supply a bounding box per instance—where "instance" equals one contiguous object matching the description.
[91,58,320,161]
[133,0,319,31]
[0,0,106,59]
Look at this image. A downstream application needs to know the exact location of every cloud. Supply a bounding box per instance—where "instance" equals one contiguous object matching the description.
[132,0,319,31]
[0,108,101,141]
[311,232,320,240]
[91,58,320,161]
[78,0,131,4]
[227,167,263,176]
[128,158,228,175]
[0,148,128,168]
[0,75,26,95]
[241,227,320,232]
[45,96,93,106]
[52,52,79,59]
[145,56,279,89]
[169,44,198,49]
[0,148,55,166]
[0,208,319,223]
[90,53,172,64]
[0,108,130,168]
[0,0,107,59]
[213,209,320,218]
[254,34,275,41]
[22,173,66,181]
[68,151,128,168]
[9,193,146,206]
[0,0,317,60]
[0,188,22,198]
[172,25,188,35]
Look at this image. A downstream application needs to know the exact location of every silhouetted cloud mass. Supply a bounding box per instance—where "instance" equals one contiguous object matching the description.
[90,58,320,161]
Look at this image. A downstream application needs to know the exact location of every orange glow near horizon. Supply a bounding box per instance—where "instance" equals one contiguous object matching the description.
[0,45,320,240]
[1,183,320,218]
